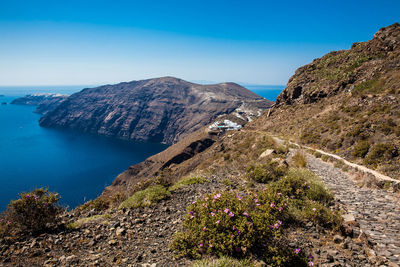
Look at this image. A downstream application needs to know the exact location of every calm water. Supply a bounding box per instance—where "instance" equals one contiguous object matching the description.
[0,84,283,210]
[244,85,284,101]
[0,91,167,210]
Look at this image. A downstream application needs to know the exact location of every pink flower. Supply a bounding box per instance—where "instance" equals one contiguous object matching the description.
[278,207,283,212]
[294,248,301,254]
[209,244,213,247]
[202,203,208,208]
[204,197,209,201]
[202,227,207,231]
[256,204,261,206]
[229,212,235,217]
[211,212,215,216]
[243,212,249,218]
[254,193,258,197]
[308,262,314,266]
[224,208,230,213]
[312,208,316,212]
[213,193,221,199]
[270,203,275,208]
[199,243,204,247]
[274,223,280,229]
[277,220,282,225]
[254,199,258,203]
[233,226,237,230]
[188,211,194,216]
[216,220,220,224]
[236,195,242,200]
[277,192,282,197]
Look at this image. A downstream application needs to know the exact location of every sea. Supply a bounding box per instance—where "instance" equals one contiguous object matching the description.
[0,84,283,210]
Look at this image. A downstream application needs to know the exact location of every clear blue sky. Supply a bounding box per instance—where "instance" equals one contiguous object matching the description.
[0,0,399,86]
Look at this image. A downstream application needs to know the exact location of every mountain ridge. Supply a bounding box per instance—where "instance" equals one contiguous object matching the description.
[39,76,272,144]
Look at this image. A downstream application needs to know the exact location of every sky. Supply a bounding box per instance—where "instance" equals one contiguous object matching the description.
[0,0,399,86]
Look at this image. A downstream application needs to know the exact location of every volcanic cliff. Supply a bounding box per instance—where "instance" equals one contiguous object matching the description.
[39,77,272,144]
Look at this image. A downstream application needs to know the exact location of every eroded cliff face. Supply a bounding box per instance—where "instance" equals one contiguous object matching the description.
[39,77,272,144]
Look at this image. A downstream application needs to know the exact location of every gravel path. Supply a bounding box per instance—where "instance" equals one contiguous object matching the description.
[307,155,400,265]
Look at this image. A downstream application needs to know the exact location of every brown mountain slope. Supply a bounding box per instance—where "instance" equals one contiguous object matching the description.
[252,23,400,179]
[39,77,272,144]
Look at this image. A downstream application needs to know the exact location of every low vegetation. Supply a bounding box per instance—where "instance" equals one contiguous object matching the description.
[119,185,170,209]
[246,160,288,183]
[170,176,208,192]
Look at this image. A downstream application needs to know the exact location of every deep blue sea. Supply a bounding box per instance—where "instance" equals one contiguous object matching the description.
[0,84,283,210]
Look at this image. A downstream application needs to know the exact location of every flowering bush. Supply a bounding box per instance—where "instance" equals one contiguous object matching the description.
[6,188,62,233]
[171,190,307,265]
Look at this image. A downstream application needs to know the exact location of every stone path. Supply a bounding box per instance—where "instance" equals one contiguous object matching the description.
[307,155,400,265]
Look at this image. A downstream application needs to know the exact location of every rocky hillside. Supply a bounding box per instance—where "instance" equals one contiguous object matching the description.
[253,23,400,179]
[11,93,68,114]
[39,77,272,144]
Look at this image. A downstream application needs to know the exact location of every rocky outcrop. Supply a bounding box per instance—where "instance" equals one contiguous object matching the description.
[39,77,272,144]
[276,23,400,106]
[11,93,68,114]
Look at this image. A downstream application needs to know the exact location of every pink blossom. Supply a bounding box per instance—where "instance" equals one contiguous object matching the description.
[211,212,215,216]
[202,203,208,208]
[229,211,235,217]
[224,208,230,213]
[274,223,280,229]
[254,193,258,197]
[202,227,207,231]
[216,220,220,224]
[254,199,258,203]
[270,203,275,208]
[209,244,213,247]
[277,220,282,225]
[213,193,221,199]
[199,243,203,247]
[312,208,316,212]
[308,262,314,266]
[188,211,194,216]
[278,207,283,212]
[294,248,301,254]
[243,212,249,217]
[236,195,242,200]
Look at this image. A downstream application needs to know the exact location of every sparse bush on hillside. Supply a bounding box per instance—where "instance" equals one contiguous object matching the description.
[79,197,110,212]
[352,140,370,158]
[170,176,208,192]
[364,143,399,165]
[292,152,307,168]
[247,160,288,183]
[314,151,322,158]
[5,188,62,234]
[119,185,170,209]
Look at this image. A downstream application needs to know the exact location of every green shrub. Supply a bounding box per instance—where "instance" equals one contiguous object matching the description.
[67,214,111,229]
[247,161,288,183]
[352,140,370,158]
[364,143,399,165]
[79,197,110,212]
[313,151,322,158]
[292,152,307,168]
[119,185,170,209]
[170,176,208,192]
[321,155,330,162]
[6,188,62,233]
